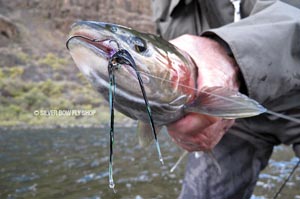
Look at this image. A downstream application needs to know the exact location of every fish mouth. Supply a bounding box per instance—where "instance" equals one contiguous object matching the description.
[66,35,119,59]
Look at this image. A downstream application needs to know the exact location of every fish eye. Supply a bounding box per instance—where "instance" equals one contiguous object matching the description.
[110,26,118,33]
[132,37,147,53]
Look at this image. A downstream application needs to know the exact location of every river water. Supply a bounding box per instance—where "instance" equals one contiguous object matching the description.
[0,128,299,199]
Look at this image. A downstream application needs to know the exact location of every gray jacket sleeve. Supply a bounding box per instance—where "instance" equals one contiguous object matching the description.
[204,1,300,156]
[203,1,300,107]
[203,1,300,157]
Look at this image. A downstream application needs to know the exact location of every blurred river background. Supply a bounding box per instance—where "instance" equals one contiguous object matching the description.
[0,1,299,198]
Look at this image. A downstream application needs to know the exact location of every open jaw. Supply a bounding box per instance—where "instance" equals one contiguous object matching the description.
[66,34,119,59]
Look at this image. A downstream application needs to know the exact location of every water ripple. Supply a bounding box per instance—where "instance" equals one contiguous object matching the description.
[11,173,39,183]
[15,183,37,193]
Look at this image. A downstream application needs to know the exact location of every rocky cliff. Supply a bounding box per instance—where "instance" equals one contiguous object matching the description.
[0,0,154,56]
[0,0,155,128]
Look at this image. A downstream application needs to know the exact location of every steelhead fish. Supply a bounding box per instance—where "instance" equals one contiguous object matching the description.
[66,21,300,194]
[66,21,266,144]
[66,21,268,189]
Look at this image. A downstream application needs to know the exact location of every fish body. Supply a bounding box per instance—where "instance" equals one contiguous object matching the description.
[66,21,266,144]
[66,21,300,192]
[67,21,199,126]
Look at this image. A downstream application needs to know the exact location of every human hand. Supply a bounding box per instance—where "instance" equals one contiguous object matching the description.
[168,34,240,152]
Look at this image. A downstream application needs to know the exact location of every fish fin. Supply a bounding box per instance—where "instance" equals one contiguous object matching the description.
[169,150,221,174]
[207,151,222,175]
[185,87,267,119]
[137,121,161,148]
[170,151,189,173]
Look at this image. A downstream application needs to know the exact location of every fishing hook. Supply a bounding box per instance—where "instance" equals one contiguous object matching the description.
[66,35,95,50]
[66,35,120,51]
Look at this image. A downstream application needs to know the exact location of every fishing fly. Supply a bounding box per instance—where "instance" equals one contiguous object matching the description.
[107,58,116,190]
[107,48,163,190]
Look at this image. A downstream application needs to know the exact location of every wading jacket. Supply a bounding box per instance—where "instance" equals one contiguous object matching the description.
[152,0,300,157]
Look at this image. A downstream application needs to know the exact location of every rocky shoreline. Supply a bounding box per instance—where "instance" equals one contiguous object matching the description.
[0,1,154,131]
[0,119,137,131]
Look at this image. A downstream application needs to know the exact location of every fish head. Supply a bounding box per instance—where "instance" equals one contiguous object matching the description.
[67,20,162,86]
[66,21,197,123]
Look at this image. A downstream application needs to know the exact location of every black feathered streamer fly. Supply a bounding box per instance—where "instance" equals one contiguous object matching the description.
[107,49,163,190]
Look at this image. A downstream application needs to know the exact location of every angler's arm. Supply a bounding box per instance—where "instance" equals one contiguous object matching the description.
[202,1,300,156]
[152,0,300,153]
[202,1,300,106]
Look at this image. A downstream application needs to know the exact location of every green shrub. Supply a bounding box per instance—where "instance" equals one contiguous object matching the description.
[39,79,63,97]
[20,87,50,110]
[16,52,30,63]
[38,53,67,70]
